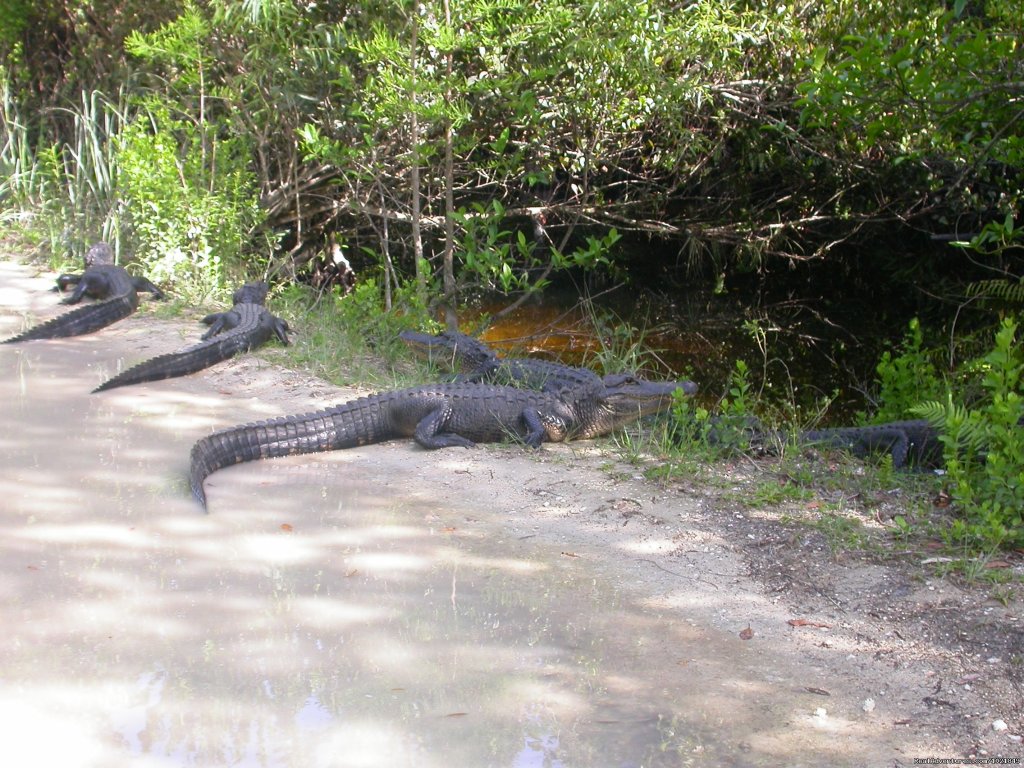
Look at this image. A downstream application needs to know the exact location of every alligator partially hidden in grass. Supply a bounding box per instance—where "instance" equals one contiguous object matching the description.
[707,416,945,469]
[3,242,164,343]
[798,419,944,469]
[93,282,290,392]
[190,376,696,510]
[399,329,608,396]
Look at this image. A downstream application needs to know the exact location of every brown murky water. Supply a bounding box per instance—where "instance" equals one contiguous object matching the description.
[0,260,907,766]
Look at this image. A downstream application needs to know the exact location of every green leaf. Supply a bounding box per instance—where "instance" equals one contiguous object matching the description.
[491,127,510,154]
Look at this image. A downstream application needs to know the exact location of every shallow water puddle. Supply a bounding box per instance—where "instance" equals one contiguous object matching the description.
[0,261,896,767]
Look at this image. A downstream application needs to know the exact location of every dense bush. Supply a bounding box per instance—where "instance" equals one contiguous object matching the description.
[118,108,264,299]
[915,320,1024,550]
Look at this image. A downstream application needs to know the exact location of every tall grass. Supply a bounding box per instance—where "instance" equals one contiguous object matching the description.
[0,74,129,265]
[0,75,40,208]
[56,88,128,250]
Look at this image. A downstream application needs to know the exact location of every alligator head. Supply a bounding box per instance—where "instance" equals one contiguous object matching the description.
[231,281,270,305]
[569,376,698,439]
[399,329,497,373]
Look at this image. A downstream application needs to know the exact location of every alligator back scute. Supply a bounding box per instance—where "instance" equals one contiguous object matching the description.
[400,329,498,373]
[400,328,607,398]
[231,281,270,305]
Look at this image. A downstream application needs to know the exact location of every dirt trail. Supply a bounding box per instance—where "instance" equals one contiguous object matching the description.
[1,255,1021,766]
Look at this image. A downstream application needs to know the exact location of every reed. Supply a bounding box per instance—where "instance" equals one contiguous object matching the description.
[0,76,129,264]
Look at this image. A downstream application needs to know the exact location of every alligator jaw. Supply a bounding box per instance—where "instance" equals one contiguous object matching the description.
[572,378,697,439]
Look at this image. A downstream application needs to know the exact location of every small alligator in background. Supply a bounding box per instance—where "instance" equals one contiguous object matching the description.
[3,242,164,343]
[189,376,697,510]
[799,419,944,469]
[93,281,290,392]
[708,416,944,469]
[399,329,609,397]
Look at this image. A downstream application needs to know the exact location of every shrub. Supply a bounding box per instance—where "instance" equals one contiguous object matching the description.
[872,317,946,422]
[915,318,1024,550]
[117,107,263,300]
[671,359,760,457]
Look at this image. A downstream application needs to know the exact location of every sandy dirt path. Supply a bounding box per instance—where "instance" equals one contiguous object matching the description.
[1,255,1020,766]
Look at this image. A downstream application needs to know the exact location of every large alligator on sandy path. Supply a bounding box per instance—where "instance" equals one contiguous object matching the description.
[93,282,290,392]
[3,242,164,343]
[399,329,609,397]
[190,376,696,510]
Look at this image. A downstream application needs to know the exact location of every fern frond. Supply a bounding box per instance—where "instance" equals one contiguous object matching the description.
[966,278,1024,306]
[912,399,989,452]
[912,400,952,428]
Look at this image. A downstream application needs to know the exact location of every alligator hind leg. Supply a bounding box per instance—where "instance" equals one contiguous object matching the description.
[414,406,477,448]
[272,318,291,345]
[61,272,111,304]
[55,273,83,293]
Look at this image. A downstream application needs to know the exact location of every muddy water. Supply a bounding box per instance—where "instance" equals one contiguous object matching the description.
[463,286,887,419]
[1,260,902,767]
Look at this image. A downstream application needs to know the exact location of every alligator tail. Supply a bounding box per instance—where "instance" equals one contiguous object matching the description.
[189,398,394,510]
[3,294,138,343]
[94,334,255,392]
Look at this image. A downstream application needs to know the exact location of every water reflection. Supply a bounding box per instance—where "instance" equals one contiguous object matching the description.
[296,693,334,730]
[114,667,167,755]
[512,716,565,768]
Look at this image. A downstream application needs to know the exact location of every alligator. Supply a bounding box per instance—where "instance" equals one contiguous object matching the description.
[3,242,164,343]
[93,282,290,392]
[706,416,943,469]
[399,329,607,397]
[189,376,696,510]
[799,419,944,469]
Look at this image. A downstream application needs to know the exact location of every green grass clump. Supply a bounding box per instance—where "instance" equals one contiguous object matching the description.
[272,278,431,389]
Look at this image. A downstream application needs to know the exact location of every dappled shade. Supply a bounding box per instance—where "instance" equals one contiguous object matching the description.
[0,261,945,765]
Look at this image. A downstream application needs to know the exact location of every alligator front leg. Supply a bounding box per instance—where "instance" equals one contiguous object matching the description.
[520,408,556,446]
[200,310,242,340]
[131,276,165,300]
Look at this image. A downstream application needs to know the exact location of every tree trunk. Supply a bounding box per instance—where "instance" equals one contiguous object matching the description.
[408,12,427,307]
[441,0,457,330]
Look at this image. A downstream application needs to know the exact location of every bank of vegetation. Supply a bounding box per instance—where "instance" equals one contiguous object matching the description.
[0,0,1020,553]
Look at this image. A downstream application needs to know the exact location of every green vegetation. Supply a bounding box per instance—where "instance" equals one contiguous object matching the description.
[273,278,428,388]
[915,319,1024,551]
[664,312,1022,559]
[0,0,1021,554]
[871,319,945,423]
[3,1,1019,296]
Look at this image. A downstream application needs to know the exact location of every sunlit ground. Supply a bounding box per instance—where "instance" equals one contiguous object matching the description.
[1,260,907,766]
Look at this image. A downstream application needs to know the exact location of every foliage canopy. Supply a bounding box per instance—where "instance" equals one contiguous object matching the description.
[1,0,1020,300]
